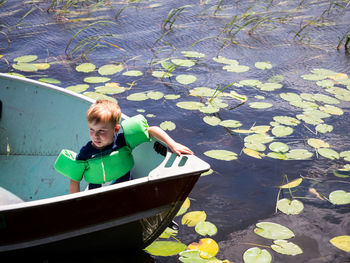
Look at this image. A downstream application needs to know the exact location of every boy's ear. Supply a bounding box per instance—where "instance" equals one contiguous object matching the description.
[115,124,121,133]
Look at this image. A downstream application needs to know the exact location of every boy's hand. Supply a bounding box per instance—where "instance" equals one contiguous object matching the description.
[169,142,193,156]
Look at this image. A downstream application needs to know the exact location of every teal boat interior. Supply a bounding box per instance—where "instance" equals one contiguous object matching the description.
[0,74,178,204]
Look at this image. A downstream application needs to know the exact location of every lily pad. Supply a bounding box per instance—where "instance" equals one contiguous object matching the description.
[98,64,123,75]
[254,222,295,240]
[160,121,176,131]
[319,104,343,115]
[271,126,293,137]
[66,84,89,93]
[271,240,303,255]
[280,92,302,102]
[127,92,149,101]
[144,241,187,256]
[329,236,350,252]
[84,76,110,83]
[277,198,304,215]
[14,55,38,63]
[95,84,125,94]
[219,119,242,128]
[203,116,221,126]
[12,63,38,72]
[38,78,61,84]
[267,152,287,160]
[269,142,289,153]
[243,247,272,263]
[171,59,195,67]
[317,148,339,160]
[190,87,216,97]
[164,94,181,100]
[187,238,219,259]
[243,148,264,159]
[258,82,282,91]
[176,74,197,85]
[307,138,330,149]
[152,71,173,78]
[340,151,350,161]
[178,250,211,263]
[177,101,205,110]
[223,64,249,73]
[312,94,340,104]
[204,149,237,161]
[182,211,207,227]
[286,149,313,160]
[181,51,205,58]
[329,190,350,205]
[147,91,164,100]
[315,123,333,133]
[195,221,218,236]
[249,102,273,109]
[244,134,273,144]
[273,116,300,126]
[213,56,238,65]
[280,178,303,189]
[244,143,266,152]
[123,70,143,77]
[76,63,96,73]
[255,61,272,70]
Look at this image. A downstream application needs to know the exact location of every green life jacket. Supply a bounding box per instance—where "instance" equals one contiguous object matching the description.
[54,115,150,184]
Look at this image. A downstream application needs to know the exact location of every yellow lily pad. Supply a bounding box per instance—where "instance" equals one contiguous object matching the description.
[330,235,350,252]
[280,178,303,189]
[182,211,207,227]
[187,238,219,259]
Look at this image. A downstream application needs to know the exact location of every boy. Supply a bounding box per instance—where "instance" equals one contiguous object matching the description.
[55,99,193,193]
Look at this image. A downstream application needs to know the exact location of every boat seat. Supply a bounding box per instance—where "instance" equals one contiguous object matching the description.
[0,186,24,206]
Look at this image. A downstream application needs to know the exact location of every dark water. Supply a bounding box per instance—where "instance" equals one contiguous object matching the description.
[1,0,350,262]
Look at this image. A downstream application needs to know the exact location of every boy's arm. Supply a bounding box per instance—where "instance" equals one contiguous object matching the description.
[147,126,193,156]
[70,179,80,193]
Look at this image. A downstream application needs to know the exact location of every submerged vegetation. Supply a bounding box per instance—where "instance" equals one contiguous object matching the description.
[1,0,350,262]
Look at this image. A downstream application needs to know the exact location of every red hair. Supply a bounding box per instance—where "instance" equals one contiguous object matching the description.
[86,100,121,126]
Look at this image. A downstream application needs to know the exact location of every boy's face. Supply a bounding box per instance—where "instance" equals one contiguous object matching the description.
[88,121,120,149]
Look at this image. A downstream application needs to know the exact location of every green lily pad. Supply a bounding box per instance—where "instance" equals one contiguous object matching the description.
[95,84,125,94]
[189,87,215,97]
[160,121,176,131]
[329,190,350,205]
[182,211,207,227]
[269,142,289,153]
[181,51,205,58]
[273,116,300,126]
[147,91,164,100]
[301,74,327,81]
[14,55,38,63]
[38,78,61,84]
[171,59,195,67]
[123,70,143,76]
[66,84,89,93]
[271,126,293,137]
[316,79,334,88]
[319,104,343,115]
[240,79,262,87]
[204,149,238,161]
[127,92,149,101]
[203,116,221,126]
[316,123,333,133]
[297,114,324,125]
[84,76,110,83]
[176,101,205,110]
[290,100,318,109]
[98,64,123,75]
[164,94,181,100]
[268,74,284,83]
[76,63,96,73]
[271,240,303,255]
[12,63,38,72]
[213,56,238,65]
[277,198,304,215]
[243,247,272,263]
[333,168,350,178]
[159,227,178,239]
[244,133,273,144]
[195,221,218,236]
[258,82,282,91]
[32,63,50,70]
[317,148,339,160]
[223,64,249,73]
[307,138,330,149]
[244,142,266,152]
[152,70,173,78]
[300,93,316,101]
[255,61,272,70]
[199,105,220,114]
[249,102,273,109]
[340,151,350,161]
[286,149,313,160]
[179,250,211,263]
[254,222,295,240]
[312,94,340,104]
[144,241,187,256]
[267,152,288,160]
[176,74,197,85]
[329,236,350,252]
[219,119,242,128]
[280,92,302,102]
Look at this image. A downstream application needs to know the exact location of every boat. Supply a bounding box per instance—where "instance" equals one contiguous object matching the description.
[0,73,210,256]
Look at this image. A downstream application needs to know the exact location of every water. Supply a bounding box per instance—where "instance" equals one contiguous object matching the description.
[1,0,350,262]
